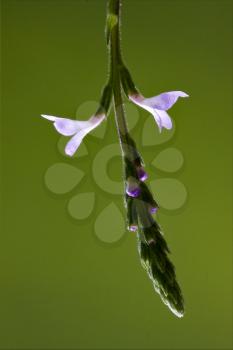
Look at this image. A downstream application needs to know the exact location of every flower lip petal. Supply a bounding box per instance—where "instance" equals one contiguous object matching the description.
[153,110,173,130]
[65,130,87,156]
[144,91,189,111]
[41,114,88,136]
[54,119,87,136]
[64,115,106,156]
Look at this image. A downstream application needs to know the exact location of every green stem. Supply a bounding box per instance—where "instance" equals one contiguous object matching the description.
[109,0,131,158]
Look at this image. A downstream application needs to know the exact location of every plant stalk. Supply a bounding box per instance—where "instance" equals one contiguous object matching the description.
[109,0,132,159]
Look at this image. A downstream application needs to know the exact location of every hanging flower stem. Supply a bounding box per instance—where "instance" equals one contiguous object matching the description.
[107,0,185,318]
[41,0,186,319]
[109,1,132,158]
[108,0,142,200]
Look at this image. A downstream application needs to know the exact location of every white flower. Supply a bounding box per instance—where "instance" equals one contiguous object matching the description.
[41,113,105,156]
[129,91,189,132]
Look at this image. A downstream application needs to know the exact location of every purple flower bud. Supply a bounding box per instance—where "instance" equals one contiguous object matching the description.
[126,186,141,198]
[137,167,148,182]
[128,224,138,232]
[150,206,158,214]
[126,177,141,198]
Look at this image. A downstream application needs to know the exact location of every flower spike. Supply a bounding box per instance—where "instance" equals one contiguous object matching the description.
[129,91,189,132]
[41,0,188,318]
[41,113,105,156]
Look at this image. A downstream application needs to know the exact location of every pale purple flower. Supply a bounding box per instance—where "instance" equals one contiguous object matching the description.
[41,113,105,156]
[129,91,189,132]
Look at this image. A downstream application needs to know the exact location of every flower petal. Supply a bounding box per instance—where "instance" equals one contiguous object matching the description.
[144,91,189,111]
[41,114,57,121]
[64,114,106,156]
[153,109,173,131]
[53,119,89,136]
[129,94,156,118]
[65,130,87,156]
[42,113,106,156]
[41,114,87,136]
[129,94,175,132]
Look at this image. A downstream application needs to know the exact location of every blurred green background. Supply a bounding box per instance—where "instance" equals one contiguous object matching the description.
[1,0,232,348]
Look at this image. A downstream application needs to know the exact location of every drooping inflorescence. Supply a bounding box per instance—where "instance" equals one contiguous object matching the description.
[41,0,188,317]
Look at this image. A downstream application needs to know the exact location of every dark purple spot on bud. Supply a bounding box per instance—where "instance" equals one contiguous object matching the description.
[150,207,158,214]
[126,187,141,198]
[128,224,138,232]
[137,167,148,182]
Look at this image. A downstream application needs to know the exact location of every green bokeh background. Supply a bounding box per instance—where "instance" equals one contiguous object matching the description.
[1,0,232,348]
